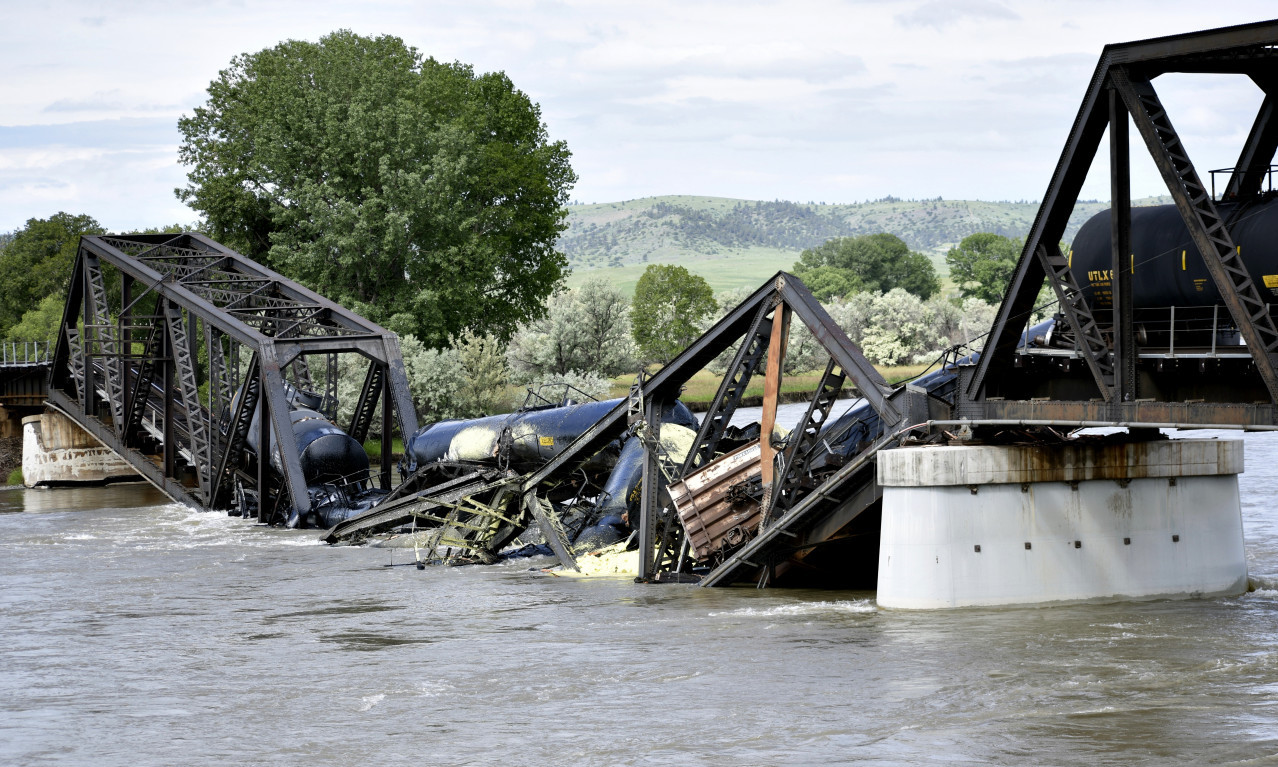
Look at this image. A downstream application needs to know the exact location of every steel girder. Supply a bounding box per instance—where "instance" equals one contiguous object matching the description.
[508,272,900,581]
[48,233,419,525]
[967,19,1278,420]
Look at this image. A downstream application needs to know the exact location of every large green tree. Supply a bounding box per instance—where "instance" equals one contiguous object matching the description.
[792,233,939,301]
[177,30,576,347]
[945,232,1021,303]
[0,212,104,337]
[631,264,717,364]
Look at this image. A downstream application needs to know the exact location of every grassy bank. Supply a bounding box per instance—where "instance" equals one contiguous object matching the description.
[362,437,404,463]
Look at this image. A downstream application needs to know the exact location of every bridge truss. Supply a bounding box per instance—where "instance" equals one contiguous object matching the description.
[967,19,1278,428]
[515,273,911,584]
[47,233,418,525]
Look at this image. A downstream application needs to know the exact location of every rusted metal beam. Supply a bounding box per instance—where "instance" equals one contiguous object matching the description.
[758,304,790,504]
[975,398,1276,426]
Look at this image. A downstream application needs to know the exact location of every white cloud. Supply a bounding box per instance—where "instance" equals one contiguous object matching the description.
[0,0,1275,228]
[894,0,1020,30]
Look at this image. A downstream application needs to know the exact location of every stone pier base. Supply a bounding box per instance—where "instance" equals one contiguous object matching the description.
[876,438,1248,609]
[22,411,140,487]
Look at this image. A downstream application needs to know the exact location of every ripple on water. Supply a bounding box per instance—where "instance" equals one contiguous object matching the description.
[1,445,1277,766]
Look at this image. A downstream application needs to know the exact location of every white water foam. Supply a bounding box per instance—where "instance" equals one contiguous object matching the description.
[708,599,878,618]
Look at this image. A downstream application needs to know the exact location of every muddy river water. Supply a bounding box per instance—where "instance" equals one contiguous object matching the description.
[2,408,1277,765]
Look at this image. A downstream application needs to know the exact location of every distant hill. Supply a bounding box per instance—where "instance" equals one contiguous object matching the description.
[560,195,1171,295]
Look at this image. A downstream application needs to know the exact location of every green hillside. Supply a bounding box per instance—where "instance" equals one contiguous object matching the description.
[561,195,1171,295]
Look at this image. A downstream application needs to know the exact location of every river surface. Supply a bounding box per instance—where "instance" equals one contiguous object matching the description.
[2,413,1278,765]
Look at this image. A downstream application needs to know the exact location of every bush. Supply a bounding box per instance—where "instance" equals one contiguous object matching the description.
[507,278,636,382]
[336,329,511,432]
[828,289,951,366]
[400,335,466,422]
[453,329,510,418]
[7,468,22,486]
[516,370,613,407]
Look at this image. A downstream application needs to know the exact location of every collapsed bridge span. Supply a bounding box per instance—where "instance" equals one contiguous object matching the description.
[46,232,418,526]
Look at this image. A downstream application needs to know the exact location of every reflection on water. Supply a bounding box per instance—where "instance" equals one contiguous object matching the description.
[0,482,168,514]
[0,433,1275,765]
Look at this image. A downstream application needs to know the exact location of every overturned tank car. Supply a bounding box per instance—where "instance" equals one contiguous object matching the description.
[322,386,702,564]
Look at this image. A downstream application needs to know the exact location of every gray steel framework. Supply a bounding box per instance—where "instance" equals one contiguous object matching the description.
[48,232,418,525]
[968,19,1278,425]
[514,272,901,582]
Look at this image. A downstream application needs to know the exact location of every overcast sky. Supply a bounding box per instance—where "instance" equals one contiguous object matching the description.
[1,1,1275,232]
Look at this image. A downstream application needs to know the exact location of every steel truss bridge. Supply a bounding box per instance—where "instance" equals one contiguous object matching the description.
[969,19,1278,427]
[47,232,417,526]
[36,20,1278,587]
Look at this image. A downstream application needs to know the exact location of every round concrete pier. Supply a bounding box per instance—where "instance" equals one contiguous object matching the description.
[876,438,1247,609]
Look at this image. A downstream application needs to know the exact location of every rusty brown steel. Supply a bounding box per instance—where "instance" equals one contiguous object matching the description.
[668,440,764,562]
[977,399,1275,426]
[759,304,790,496]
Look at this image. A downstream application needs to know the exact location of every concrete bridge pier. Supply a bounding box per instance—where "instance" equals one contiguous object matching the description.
[22,410,140,487]
[876,438,1247,609]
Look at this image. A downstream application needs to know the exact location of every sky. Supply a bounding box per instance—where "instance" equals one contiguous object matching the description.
[0,0,1276,232]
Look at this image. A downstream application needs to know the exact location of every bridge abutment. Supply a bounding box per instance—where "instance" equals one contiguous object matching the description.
[22,411,140,487]
[876,438,1247,609]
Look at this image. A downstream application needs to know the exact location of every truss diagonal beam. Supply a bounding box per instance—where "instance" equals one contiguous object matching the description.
[777,276,901,425]
[1111,66,1278,403]
[163,301,211,497]
[1037,244,1115,400]
[1225,83,1278,200]
[681,297,775,474]
[123,323,163,445]
[967,55,1113,400]
[210,355,259,509]
[771,358,846,515]
[85,255,125,431]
